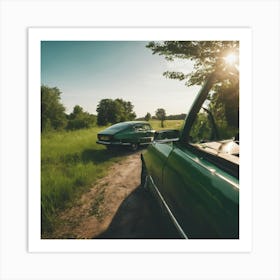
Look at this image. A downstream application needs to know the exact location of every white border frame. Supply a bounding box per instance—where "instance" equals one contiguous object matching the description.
[28,27,252,253]
[1,1,279,279]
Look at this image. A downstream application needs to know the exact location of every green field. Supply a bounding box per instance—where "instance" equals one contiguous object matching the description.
[41,119,184,236]
[149,119,184,130]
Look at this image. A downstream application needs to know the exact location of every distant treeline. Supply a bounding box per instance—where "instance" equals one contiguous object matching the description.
[41,85,138,132]
[137,113,186,121]
[41,85,185,133]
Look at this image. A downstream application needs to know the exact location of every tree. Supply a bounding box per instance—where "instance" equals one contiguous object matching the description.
[41,85,67,132]
[146,41,239,130]
[146,41,239,86]
[67,105,96,130]
[155,108,166,128]
[144,112,151,121]
[96,99,115,126]
[96,98,136,126]
[115,98,136,122]
[72,105,83,116]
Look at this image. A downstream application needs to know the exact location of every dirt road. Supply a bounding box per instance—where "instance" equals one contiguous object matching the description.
[52,151,179,239]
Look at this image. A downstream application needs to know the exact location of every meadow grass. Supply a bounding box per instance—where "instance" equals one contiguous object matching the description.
[41,127,126,236]
[41,120,184,236]
[148,119,184,130]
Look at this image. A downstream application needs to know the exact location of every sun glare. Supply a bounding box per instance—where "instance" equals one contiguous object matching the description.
[224,53,238,65]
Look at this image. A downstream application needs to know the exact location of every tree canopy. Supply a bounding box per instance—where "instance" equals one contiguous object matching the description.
[67,105,96,130]
[146,41,239,86]
[155,108,166,128]
[96,98,136,126]
[144,112,151,121]
[147,41,239,130]
[41,85,67,132]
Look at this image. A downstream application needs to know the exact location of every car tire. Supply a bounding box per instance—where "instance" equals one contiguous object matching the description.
[130,143,139,151]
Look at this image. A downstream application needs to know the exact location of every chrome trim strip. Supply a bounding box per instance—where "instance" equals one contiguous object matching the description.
[139,142,152,145]
[96,141,130,146]
[97,140,152,146]
[148,176,188,239]
[215,173,239,189]
[155,138,179,144]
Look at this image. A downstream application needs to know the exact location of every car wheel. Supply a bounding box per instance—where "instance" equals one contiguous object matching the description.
[130,143,139,151]
[106,145,115,151]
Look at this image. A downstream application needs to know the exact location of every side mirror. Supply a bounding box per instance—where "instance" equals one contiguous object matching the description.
[154,129,180,143]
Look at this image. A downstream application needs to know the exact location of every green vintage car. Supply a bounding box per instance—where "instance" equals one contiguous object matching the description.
[141,72,239,239]
[97,121,155,151]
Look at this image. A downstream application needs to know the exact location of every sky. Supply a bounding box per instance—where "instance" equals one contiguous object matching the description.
[41,41,201,118]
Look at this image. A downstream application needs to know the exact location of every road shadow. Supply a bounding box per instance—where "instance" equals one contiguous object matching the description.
[95,185,181,239]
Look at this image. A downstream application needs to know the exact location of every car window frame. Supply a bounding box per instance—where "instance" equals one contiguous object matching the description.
[143,124,151,131]
[180,73,239,178]
[133,123,151,132]
[133,124,144,132]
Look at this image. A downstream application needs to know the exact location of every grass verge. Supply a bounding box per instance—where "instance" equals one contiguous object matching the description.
[41,127,126,237]
[149,119,184,130]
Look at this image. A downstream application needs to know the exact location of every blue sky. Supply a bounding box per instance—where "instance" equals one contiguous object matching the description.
[41,41,200,118]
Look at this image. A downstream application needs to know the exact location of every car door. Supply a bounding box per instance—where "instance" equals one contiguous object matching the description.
[162,143,239,238]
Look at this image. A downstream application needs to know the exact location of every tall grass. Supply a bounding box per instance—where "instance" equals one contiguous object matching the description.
[41,127,125,236]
